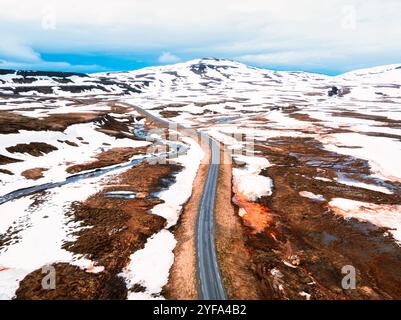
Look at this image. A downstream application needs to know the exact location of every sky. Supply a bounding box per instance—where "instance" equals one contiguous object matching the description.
[0,0,400,75]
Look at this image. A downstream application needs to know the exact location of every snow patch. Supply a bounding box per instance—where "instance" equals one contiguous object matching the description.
[233,155,273,201]
[120,230,176,300]
[151,136,204,227]
[329,198,401,244]
[299,191,326,202]
[120,135,203,299]
[320,133,401,183]
[0,167,124,299]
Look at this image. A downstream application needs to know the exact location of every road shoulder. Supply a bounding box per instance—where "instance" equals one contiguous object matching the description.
[214,147,262,299]
[163,136,211,299]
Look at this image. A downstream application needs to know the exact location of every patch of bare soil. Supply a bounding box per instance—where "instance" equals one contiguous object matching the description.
[6,142,58,157]
[304,92,324,96]
[94,114,140,140]
[15,263,126,300]
[0,154,22,165]
[151,103,188,110]
[331,111,400,125]
[235,136,401,300]
[14,162,183,299]
[215,150,262,299]
[289,113,323,123]
[21,168,48,180]
[66,146,149,174]
[159,110,181,118]
[58,140,79,147]
[0,111,101,134]
[108,102,135,114]
[0,168,14,175]
[362,131,401,142]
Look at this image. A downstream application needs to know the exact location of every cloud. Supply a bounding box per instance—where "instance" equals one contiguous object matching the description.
[158,52,180,64]
[236,51,343,67]
[0,39,41,62]
[0,0,400,72]
[0,33,102,72]
[0,57,102,72]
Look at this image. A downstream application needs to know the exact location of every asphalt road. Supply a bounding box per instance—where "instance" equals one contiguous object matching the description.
[127,103,227,300]
[196,133,227,300]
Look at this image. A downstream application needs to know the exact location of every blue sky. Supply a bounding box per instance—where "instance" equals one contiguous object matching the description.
[0,0,400,75]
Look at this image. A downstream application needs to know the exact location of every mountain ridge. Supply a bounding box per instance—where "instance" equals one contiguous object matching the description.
[1,57,400,79]
[0,58,400,97]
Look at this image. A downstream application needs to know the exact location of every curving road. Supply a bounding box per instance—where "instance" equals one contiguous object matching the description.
[196,133,227,300]
[127,103,227,300]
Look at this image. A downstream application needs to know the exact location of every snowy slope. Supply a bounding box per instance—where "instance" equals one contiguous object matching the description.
[95,58,331,104]
[337,64,401,81]
[0,69,147,96]
[2,58,400,101]
[97,58,401,115]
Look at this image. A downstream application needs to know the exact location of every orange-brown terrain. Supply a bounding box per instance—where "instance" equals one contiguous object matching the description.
[226,131,401,300]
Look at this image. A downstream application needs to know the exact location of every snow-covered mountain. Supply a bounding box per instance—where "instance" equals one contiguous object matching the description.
[338,64,401,79]
[0,69,145,96]
[95,58,331,88]
[1,58,400,104]
[94,58,332,101]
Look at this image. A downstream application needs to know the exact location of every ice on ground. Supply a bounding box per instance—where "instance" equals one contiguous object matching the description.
[232,155,273,201]
[320,133,401,183]
[0,123,150,195]
[120,229,176,300]
[299,291,311,300]
[120,134,204,299]
[335,174,393,195]
[314,177,332,182]
[151,136,204,227]
[0,167,127,299]
[329,198,401,244]
[205,129,243,150]
[299,191,326,202]
[265,110,315,130]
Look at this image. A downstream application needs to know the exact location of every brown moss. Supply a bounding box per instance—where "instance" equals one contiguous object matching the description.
[21,168,48,180]
[7,142,58,157]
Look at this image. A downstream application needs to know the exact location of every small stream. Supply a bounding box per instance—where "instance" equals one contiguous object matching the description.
[214,115,241,123]
[0,123,187,206]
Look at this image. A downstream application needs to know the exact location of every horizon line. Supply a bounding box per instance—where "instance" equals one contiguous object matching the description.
[1,57,400,77]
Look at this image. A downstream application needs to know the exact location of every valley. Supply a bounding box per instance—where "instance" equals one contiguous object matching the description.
[1,58,401,300]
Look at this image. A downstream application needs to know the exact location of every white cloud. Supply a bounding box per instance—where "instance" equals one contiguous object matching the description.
[0,58,102,72]
[0,0,400,72]
[158,52,180,64]
[0,57,102,72]
[0,39,41,62]
[234,50,344,70]
[236,51,343,67]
